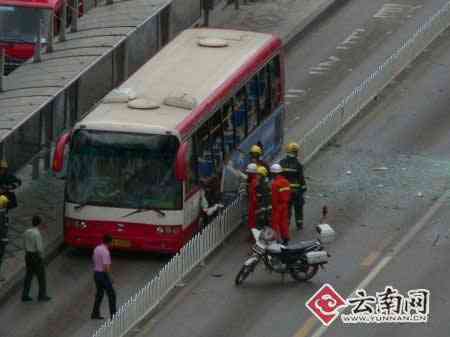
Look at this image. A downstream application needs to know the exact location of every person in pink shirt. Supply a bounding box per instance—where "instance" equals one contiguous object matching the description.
[91,234,117,320]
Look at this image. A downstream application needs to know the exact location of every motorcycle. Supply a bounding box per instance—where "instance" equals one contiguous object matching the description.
[235,224,334,285]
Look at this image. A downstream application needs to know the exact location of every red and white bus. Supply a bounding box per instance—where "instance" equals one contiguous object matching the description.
[0,0,83,73]
[53,28,285,253]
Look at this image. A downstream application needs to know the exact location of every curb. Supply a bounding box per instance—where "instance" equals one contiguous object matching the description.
[282,0,337,46]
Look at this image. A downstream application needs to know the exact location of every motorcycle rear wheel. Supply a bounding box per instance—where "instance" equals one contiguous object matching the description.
[290,264,319,282]
[235,265,252,285]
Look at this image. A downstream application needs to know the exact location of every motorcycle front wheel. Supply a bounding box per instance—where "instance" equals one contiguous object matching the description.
[290,264,319,282]
[235,265,253,285]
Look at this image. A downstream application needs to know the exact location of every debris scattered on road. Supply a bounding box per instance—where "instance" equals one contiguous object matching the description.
[211,273,223,278]
[416,192,424,198]
[346,170,352,175]
[377,184,384,188]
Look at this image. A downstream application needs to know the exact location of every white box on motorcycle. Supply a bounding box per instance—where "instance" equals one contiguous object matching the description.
[305,251,328,264]
[316,223,335,243]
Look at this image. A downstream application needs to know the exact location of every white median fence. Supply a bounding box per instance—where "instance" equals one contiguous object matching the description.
[92,2,450,337]
[92,196,244,337]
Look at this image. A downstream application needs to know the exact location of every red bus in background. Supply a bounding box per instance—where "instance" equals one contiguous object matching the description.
[53,28,285,253]
[0,0,83,74]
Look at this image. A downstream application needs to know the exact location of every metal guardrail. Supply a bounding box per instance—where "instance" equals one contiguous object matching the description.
[91,2,450,337]
[93,197,244,337]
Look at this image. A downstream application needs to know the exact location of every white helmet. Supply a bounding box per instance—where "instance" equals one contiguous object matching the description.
[246,163,258,174]
[270,163,283,174]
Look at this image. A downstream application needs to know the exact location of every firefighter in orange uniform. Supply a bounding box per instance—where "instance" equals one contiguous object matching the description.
[270,164,292,245]
[246,163,259,231]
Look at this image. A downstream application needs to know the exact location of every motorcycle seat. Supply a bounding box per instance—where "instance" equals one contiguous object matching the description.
[282,240,317,253]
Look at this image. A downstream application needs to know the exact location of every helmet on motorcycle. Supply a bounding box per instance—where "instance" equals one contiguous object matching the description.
[270,163,283,174]
[286,142,300,154]
[246,163,258,174]
[0,195,9,209]
[256,166,268,177]
[249,145,263,156]
[261,227,276,242]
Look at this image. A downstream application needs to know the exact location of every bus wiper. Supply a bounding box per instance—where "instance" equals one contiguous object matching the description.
[122,207,166,218]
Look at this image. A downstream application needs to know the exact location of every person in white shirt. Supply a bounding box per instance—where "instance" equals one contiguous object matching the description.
[21,215,50,302]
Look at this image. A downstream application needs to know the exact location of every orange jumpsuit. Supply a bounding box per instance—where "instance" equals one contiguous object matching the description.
[271,175,292,241]
[247,174,259,229]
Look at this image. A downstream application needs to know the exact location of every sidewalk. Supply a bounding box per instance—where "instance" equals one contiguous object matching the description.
[209,0,336,44]
[0,0,337,312]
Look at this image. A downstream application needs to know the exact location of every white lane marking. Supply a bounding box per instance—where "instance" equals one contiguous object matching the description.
[309,71,326,75]
[310,189,450,337]
[309,56,340,76]
[373,3,416,19]
[287,89,306,94]
[285,94,301,98]
[339,28,365,48]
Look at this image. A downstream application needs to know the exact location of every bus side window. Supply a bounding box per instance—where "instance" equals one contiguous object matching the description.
[270,56,282,109]
[258,65,272,121]
[208,109,224,176]
[222,100,235,160]
[195,123,212,179]
[186,140,198,193]
[232,89,247,144]
[246,77,259,133]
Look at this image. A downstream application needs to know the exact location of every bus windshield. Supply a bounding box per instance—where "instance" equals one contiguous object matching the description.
[0,5,50,43]
[66,130,182,210]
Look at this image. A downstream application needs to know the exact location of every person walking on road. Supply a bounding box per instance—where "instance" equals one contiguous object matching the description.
[22,215,51,302]
[91,234,117,320]
[270,164,292,245]
[279,142,307,230]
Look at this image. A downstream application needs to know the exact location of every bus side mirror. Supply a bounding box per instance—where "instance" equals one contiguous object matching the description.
[175,142,188,181]
[52,131,71,174]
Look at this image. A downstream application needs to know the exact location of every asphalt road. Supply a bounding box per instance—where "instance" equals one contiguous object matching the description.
[130,8,450,337]
[1,0,448,336]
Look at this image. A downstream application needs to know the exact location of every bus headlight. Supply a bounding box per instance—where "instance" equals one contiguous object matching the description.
[64,218,88,229]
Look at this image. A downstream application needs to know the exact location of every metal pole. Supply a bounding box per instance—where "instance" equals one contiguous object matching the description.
[235,0,239,10]
[34,20,42,63]
[60,0,67,42]
[71,0,78,33]
[0,48,4,92]
[47,13,54,53]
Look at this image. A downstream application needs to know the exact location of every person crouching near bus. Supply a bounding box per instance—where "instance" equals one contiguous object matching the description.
[199,177,224,229]
[270,164,292,245]
[246,163,259,240]
[280,142,307,230]
[249,144,270,173]
[255,166,271,230]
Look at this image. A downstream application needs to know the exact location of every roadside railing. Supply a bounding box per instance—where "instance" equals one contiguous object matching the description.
[93,196,244,337]
[91,2,450,337]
